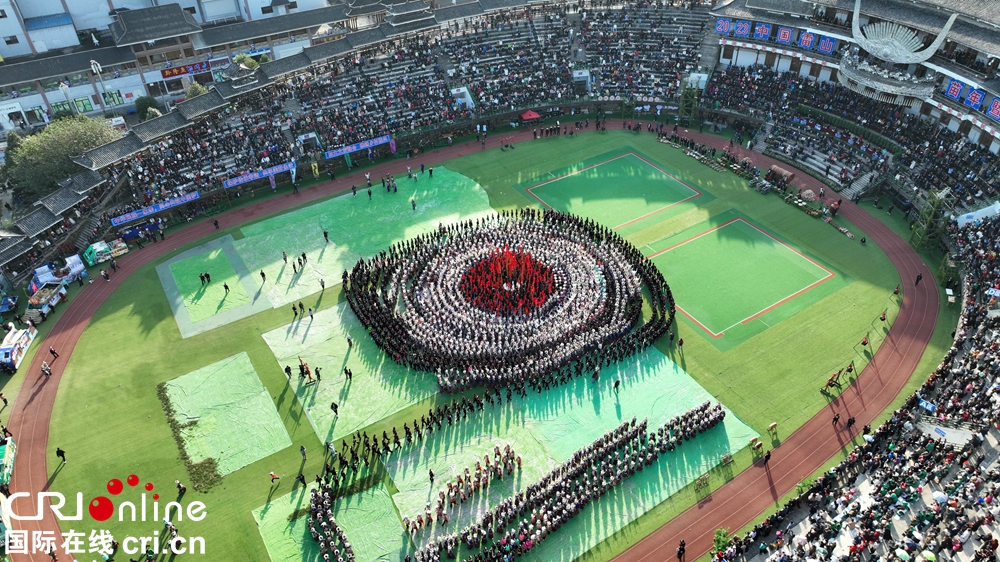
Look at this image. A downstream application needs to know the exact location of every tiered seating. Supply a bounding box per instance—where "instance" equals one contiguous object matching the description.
[702,63,1000,208]
[581,4,708,99]
[441,9,575,112]
[767,122,873,186]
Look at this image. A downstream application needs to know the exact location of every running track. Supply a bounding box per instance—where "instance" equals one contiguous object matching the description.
[7,128,938,561]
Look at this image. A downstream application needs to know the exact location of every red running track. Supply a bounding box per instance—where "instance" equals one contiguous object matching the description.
[5,128,938,561]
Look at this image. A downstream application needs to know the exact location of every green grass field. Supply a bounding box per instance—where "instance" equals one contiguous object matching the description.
[168,248,251,323]
[647,214,846,347]
[526,151,702,231]
[40,130,948,562]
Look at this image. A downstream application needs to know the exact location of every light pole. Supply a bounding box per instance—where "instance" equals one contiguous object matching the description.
[90,60,118,118]
[59,83,76,115]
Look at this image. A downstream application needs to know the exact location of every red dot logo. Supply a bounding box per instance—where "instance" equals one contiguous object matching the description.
[127,474,139,486]
[89,497,114,521]
[107,479,123,495]
[144,482,153,492]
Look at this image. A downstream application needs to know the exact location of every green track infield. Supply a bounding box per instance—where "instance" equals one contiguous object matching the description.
[165,352,292,475]
[525,151,704,232]
[649,213,847,348]
[168,247,251,323]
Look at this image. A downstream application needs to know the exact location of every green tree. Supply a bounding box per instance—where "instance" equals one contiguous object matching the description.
[184,82,209,99]
[233,53,259,70]
[258,54,270,64]
[711,528,730,556]
[4,130,22,161]
[6,115,123,200]
[134,95,161,121]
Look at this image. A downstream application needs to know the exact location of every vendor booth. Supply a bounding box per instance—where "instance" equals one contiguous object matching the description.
[520,110,542,124]
[31,255,87,286]
[83,239,128,267]
[0,324,36,369]
[23,281,67,325]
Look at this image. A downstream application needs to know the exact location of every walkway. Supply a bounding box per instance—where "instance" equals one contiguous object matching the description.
[7,127,938,561]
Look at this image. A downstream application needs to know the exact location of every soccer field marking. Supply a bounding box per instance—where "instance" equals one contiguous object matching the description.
[651,217,836,338]
[611,153,702,229]
[524,152,701,228]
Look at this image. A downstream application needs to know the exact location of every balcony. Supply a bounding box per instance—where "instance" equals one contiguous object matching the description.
[837,53,936,100]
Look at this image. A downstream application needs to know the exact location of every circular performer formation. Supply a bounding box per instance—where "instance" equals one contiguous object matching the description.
[343,207,675,391]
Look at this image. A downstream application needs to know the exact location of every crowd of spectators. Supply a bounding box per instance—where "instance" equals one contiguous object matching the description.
[709,213,1000,562]
[581,4,706,99]
[82,2,707,228]
[700,64,1000,208]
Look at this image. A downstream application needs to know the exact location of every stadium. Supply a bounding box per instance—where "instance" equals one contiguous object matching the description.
[0,0,992,560]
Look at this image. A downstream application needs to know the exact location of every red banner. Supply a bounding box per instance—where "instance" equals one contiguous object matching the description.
[160,62,209,80]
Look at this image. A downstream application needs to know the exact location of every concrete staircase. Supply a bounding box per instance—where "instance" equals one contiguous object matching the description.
[72,214,103,252]
[751,121,774,153]
[840,170,880,200]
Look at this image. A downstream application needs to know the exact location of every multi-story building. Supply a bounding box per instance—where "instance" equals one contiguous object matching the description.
[0,0,328,61]
[0,2,355,132]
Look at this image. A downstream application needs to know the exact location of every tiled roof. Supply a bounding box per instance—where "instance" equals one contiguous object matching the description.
[346,26,388,49]
[346,5,385,15]
[57,169,107,194]
[72,133,147,170]
[212,69,273,99]
[260,53,313,79]
[387,0,430,15]
[129,111,189,143]
[0,47,134,88]
[385,19,437,36]
[478,0,530,12]
[0,235,33,268]
[813,0,1000,55]
[15,207,61,238]
[386,7,435,27]
[745,0,811,16]
[175,89,228,120]
[196,6,349,48]
[306,38,353,64]
[109,4,202,47]
[434,3,486,22]
[37,187,88,216]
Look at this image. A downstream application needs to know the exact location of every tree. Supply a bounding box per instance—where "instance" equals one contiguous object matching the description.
[258,54,270,64]
[146,108,162,119]
[134,96,161,121]
[233,53,259,70]
[710,528,730,557]
[4,131,22,161]
[185,82,209,99]
[5,115,123,200]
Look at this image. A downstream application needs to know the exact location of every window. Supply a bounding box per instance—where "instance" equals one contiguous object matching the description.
[261,6,274,14]
[102,90,124,106]
[183,7,196,15]
[0,9,8,18]
[289,1,298,8]
[51,100,71,114]
[74,97,93,113]
[4,36,18,45]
